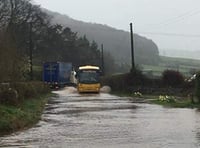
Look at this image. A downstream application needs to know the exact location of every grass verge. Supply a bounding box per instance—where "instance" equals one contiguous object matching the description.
[112,91,200,109]
[149,98,200,108]
[0,93,51,136]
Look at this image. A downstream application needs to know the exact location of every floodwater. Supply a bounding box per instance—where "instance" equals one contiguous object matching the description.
[1,87,200,148]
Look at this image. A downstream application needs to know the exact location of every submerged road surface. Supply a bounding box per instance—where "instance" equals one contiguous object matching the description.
[1,87,200,148]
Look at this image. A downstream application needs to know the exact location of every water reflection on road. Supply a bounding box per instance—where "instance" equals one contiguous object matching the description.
[1,87,200,148]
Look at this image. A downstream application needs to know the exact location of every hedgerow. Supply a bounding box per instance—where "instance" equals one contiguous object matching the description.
[0,82,50,106]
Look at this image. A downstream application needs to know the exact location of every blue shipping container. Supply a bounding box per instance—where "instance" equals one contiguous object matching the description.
[43,62,73,87]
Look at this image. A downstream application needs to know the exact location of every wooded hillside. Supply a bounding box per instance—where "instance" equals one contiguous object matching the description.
[45,10,160,67]
[0,0,103,81]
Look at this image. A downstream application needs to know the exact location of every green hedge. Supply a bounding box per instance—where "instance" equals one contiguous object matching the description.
[162,70,184,87]
[195,72,200,102]
[101,69,149,92]
[0,82,50,106]
[101,70,193,96]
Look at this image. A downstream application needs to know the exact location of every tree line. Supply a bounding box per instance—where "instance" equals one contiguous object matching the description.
[0,0,110,82]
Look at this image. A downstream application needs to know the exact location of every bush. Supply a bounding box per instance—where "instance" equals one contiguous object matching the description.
[162,70,184,87]
[195,72,200,102]
[0,88,19,105]
[101,74,126,91]
[0,82,50,106]
[125,68,146,86]
[101,68,147,92]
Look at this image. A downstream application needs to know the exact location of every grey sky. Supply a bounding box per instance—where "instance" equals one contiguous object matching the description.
[34,0,200,53]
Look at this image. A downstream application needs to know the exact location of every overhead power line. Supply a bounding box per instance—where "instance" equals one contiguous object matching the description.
[137,32,200,38]
[158,9,200,26]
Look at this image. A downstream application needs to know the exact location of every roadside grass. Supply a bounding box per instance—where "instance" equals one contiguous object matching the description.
[149,98,194,108]
[111,91,200,108]
[0,94,51,136]
[143,95,200,108]
[144,95,200,108]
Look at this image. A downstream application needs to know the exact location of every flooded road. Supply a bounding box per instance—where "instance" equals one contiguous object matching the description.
[1,87,200,148]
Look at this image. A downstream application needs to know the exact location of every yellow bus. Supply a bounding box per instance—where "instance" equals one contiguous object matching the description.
[77,65,101,93]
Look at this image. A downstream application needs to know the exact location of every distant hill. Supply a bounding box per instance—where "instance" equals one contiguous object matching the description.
[44,9,160,66]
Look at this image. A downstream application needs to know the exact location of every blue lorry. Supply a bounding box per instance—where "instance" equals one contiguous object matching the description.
[43,62,76,88]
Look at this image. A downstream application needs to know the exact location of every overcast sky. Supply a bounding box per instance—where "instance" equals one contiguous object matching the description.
[34,0,200,53]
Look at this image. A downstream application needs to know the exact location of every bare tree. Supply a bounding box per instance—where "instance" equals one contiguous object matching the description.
[0,0,50,81]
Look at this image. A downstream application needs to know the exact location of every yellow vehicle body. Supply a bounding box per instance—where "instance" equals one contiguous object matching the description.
[77,83,101,93]
[77,65,101,93]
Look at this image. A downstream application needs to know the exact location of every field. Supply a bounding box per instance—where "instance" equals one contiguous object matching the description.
[141,56,200,78]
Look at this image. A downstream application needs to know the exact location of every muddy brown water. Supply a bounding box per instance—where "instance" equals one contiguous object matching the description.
[1,87,200,148]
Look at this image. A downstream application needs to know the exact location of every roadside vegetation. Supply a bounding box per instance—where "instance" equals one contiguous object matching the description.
[0,82,50,135]
[0,94,49,136]
[0,0,102,135]
[102,68,200,108]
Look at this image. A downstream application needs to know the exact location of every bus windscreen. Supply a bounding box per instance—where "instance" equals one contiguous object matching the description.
[78,70,100,84]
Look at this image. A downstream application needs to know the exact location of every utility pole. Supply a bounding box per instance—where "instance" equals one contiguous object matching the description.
[130,23,135,72]
[101,44,104,75]
[29,22,33,80]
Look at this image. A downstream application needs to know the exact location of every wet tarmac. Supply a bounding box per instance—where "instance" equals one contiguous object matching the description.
[1,87,200,148]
